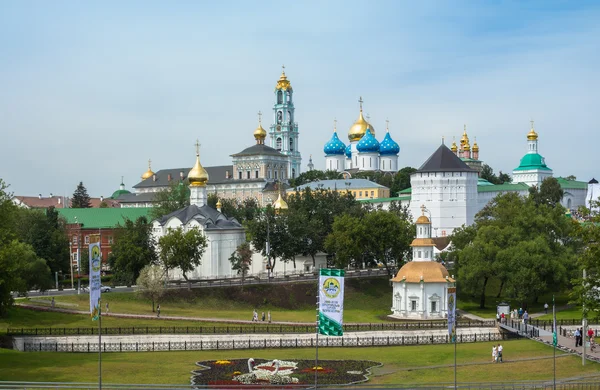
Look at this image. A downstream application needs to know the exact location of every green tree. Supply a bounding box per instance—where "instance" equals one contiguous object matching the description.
[390,167,417,196]
[529,177,564,207]
[324,214,366,269]
[207,194,260,224]
[135,264,166,312]
[228,242,253,289]
[480,164,512,185]
[108,216,156,286]
[71,182,91,208]
[159,227,207,288]
[498,172,512,184]
[149,182,190,220]
[99,201,109,208]
[565,175,577,181]
[289,169,342,187]
[14,206,70,274]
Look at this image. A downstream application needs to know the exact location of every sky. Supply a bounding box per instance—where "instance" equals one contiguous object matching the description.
[1,1,599,197]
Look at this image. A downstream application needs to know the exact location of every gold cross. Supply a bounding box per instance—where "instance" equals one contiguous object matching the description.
[258,110,262,124]
[195,140,200,156]
[358,96,363,111]
[420,204,426,216]
[281,64,285,74]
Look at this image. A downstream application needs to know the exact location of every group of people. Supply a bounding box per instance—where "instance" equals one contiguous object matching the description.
[252,309,271,323]
[574,327,596,350]
[506,308,529,324]
[492,344,503,363]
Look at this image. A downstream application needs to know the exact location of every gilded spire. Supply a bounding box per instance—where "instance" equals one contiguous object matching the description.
[451,136,458,152]
[348,96,375,141]
[527,119,538,140]
[141,159,155,180]
[188,140,209,187]
[275,65,292,91]
[472,136,479,152]
[253,110,267,144]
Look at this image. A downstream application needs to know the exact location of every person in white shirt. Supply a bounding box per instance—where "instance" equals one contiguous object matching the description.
[492,345,497,363]
[544,303,549,314]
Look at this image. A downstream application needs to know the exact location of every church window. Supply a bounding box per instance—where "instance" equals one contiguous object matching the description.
[267,170,271,179]
[411,300,417,311]
[287,93,291,103]
[371,191,374,197]
[247,171,250,179]
[255,170,259,178]
[275,171,278,180]
[369,158,372,168]
[419,227,422,235]
[290,138,294,151]
[418,250,422,258]
[359,191,362,197]
[238,172,242,180]
[431,301,437,313]
[288,110,292,123]
[292,168,296,178]
[276,138,282,151]
[277,91,283,104]
[73,236,78,244]
[108,236,113,244]
[277,111,282,124]
[84,236,90,244]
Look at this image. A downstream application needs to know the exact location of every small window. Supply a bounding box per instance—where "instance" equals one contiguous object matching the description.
[84,236,90,244]
[108,236,113,244]
[238,172,242,180]
[359,191,362,197]
[371,191,374,197]
[247,171,250,179]
[255,171,259,178]
[73,236,78,244]
[411,301,417,311]
[418,250,422,258]
[267,171,271,179]
[275,171,278,180]
[431,301,437,313]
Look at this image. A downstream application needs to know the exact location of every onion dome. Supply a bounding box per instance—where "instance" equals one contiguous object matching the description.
[141,159,154,180]
[111,177,131,199]
[275,66,292,91]
[188,141,209,187]
[348,97,375,142]
[472,139,479,152]
[451,138,458,152]
[416,214,430,224]
[379,124,400,155]
[345,144,352,158]
[216,199,222,211]
[273,193,288,212]
[356,127,380,153]
[460,125,469,147]
[527,120,538,140]
[253,111,267,144]
[464,140,471,151]
[323,123,346,155]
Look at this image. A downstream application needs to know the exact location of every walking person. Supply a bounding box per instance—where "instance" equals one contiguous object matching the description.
[267,310,271,323]
[575,328,581,347]
[523,310,529,326]
[544,303,548,314]
[579,328,584,347]
[157,304,160,318]
[492,345,498,363]
[51,297,55,309]
[261,311,265,322]
[497,344,503,363]
[253,310,258,322]
[588,328,595,344]
[106,302,109,315]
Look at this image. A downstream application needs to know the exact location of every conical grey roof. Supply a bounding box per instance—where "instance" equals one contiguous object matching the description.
[417,144,475,173]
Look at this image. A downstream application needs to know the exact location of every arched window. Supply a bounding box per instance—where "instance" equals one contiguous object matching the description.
[277,91,283,104]
[290,138,294,151]
[288,110,292,124]
[291,168,296,178]
[286,92,292,103]
[277,111,282,124]
[276,138,282,151]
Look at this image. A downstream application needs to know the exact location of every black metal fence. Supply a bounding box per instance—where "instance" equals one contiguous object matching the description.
[7,320,496,337]
[21,331,521,353]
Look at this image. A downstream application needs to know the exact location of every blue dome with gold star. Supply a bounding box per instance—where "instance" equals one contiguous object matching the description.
[345,144,352,158]
[380,131,400,155]
[323,131,346,155]
[356,127,380,153]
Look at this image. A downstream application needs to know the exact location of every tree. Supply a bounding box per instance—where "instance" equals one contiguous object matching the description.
[71,182,91,208]
[529,177,564,207]
[136,264,166,312]
[149,182,190,220]
[108,216,157,286]
[207,194,260,224]
[289,169,342,187]
[498,172,512,184]
[324,214,365,269]
[481,164,512,185]
[99,201,109,208]
[14,206,70,275]
[390,167,417,196]
[565,175,577,181]
[228,242,253,289]
[159,227,207,289]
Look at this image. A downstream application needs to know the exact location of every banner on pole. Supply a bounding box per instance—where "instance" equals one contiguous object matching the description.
[318,269,345,336]
[447,287,457,342]
[89,243,101,321]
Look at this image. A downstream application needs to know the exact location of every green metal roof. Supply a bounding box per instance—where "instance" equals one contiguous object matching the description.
[398,187,412,194]
[477,183,530,193]
[513,153,552,171]
[111,189,131,199]
[359,195,411,204]
[478,178,495,186]
[556,177,588,190]
[57,208,153,229]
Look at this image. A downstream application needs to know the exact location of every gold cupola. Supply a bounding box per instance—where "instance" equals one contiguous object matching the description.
[472,137,479,152]
[273,193,288,213]
[253,111,267,144]
[188,140,209,187]
[460,124,469,148]
[451,137,458,153]
[348,97,375,142]
[275,65,292,91]
[141,159,155,180]
[527,120,538,140]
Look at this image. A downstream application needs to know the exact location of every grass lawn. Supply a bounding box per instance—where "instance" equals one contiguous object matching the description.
[457,278,572,319]
[1,340,598,385]
[18,278,394,325]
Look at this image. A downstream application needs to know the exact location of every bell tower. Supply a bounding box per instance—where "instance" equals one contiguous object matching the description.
[269,65,301,179]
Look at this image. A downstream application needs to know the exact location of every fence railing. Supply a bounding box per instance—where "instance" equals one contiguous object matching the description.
[7,320,496,337]
[21,331,521,353]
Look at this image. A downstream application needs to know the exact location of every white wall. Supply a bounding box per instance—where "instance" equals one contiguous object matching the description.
[391,281,448,319]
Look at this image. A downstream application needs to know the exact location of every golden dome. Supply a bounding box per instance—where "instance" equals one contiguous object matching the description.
[527,121,538,140]
[216,199,222,209]
[273,193,288,211]
[254,111,267,143]
[188,141,209,187]
[460,125,469,147]
[472,141,479,152]
[450,140,457,152]
[415,215,430,224]
[141,159,154,180]
[348,112,376,142]
[410,237,436,247]
[464,141,471,151]
[390,261,454,283]
[275,66,292,91]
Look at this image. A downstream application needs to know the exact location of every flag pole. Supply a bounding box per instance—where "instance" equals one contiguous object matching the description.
[99,298,102,390]
[315,286,319,389]
[553,294,556,390]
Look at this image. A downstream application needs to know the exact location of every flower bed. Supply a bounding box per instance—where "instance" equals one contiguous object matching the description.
[191,358,380,386]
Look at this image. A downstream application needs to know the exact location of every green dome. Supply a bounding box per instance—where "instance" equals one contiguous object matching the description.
[514,153,552,171]
[111,189,131,199]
